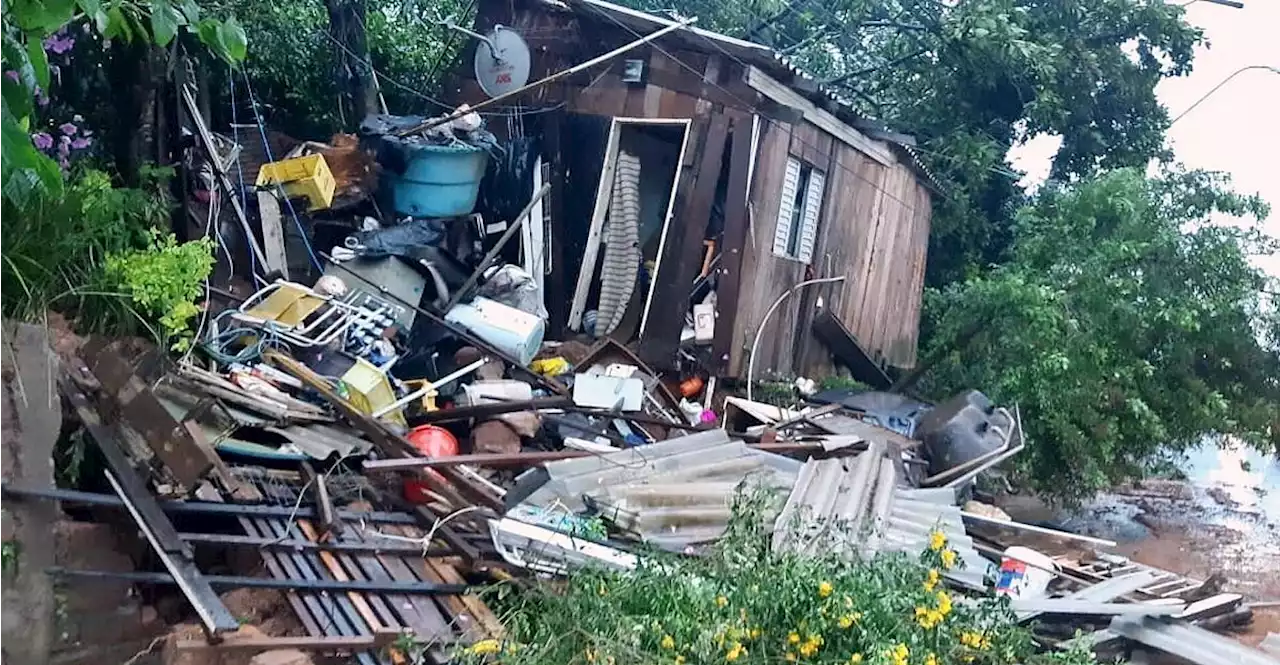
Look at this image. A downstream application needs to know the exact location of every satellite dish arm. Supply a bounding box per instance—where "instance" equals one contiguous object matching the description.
[440,17,503,62]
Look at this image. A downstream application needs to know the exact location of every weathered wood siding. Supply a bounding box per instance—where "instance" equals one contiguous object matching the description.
[727,118,932,378]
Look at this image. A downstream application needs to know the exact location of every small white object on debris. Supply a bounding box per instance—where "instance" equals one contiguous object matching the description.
[573,373,644,411]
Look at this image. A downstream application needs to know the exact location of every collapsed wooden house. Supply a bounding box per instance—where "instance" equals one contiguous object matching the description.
[448,0,937,381]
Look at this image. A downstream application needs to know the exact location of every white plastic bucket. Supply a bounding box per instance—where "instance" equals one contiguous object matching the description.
[995,546,1057,598]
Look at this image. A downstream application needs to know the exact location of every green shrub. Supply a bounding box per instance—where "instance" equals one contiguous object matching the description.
[445,492,1096,665]
[1,166,171,332]
[104,230,215,351]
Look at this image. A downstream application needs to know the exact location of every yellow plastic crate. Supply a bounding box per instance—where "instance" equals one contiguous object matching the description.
[256,153,336,211]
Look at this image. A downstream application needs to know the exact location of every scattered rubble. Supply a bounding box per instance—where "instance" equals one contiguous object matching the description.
[2,3,1277,664]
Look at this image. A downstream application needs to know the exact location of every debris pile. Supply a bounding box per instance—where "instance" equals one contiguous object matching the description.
[4,89,1276,665]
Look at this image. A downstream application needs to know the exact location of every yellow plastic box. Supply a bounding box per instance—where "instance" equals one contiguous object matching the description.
[256,153,336,211]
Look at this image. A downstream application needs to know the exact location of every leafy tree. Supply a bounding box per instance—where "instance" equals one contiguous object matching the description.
[2,0,247,204]
[915,167,1279,502]
[618,0,1203,287]
[210,0,470,138]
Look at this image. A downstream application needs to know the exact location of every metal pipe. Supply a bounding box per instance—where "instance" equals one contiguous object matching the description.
[1,485,420,524]
[746,276,846,402]
[395,18,697,137]
[362,441,832,471]
[372,357,488,418]
[46,567,471,595]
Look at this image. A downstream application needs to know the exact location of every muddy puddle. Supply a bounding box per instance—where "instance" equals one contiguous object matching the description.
[1001,439,1280,646]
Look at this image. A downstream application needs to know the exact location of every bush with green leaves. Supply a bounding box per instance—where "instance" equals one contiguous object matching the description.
[442,493,1097,665]
[1,166,172,330]
[916,167,1280,502]
[104,230,215,350]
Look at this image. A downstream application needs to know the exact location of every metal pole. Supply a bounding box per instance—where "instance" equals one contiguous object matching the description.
[443,183,551,312]
[395,18,697,137]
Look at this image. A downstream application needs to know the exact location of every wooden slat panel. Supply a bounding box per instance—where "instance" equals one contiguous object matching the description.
[869,165,915,357]
[849,160,891,346]
[711,118,755,373]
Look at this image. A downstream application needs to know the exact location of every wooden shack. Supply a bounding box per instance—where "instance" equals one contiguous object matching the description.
[448,0,936,381]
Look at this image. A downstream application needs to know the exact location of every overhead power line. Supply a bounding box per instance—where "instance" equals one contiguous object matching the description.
[1170,65,1280,124]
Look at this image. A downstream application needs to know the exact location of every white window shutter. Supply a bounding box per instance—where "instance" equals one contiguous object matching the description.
[773,157,802,257]
[797,169,825,264]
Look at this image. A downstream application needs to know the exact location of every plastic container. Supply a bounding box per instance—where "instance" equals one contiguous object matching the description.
[402,425,459,503]
[445,297,545,366]
[391,143,488,217]
[256,154,336,211]
[339,357,406,428]
[995,546,1057,598]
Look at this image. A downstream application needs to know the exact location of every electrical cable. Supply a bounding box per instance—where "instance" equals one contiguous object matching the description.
[236,69,324,274]
[1170,64,1280,125]
[745,276,846,402]
[318,26,568,118]
[577,1,924,215]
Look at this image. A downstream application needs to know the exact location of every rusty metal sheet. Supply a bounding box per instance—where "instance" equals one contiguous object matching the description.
[82,341,214,487]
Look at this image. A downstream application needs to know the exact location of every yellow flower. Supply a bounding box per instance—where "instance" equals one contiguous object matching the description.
[936,591,953,617]
[716,595,729,608]
[960,631,982,649]
[818,581,834,598]
[787,632,801,645]
[837,614,855,629]
[468,639,502,655]
[887,643,909,665]
[940,548,957,570]
[725,642,746,662]
[849,654,863,664]
[923,568,940,592]
[598,582,609,596]
[784,653,797,663]
[675,657,686,665]
[660,635,676,650]
[928,529,947,551]
[925,653,939,665]
[980,636,993,650]
[585,648,598,663]
[748,627,762,640]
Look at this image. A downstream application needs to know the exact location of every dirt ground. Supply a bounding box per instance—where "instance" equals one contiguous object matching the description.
[997,469,1280,649]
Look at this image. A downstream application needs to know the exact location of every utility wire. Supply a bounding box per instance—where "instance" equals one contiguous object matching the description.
[579,1,925,214]
[1170,64,1280,125]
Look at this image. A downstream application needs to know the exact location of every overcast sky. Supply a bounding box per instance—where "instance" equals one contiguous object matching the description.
[1009,0,1280,278]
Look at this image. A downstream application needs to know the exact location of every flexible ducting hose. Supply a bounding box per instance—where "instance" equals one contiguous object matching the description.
[596,149,642,336]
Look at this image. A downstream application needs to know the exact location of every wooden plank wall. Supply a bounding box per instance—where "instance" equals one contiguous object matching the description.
[727,118,933,379]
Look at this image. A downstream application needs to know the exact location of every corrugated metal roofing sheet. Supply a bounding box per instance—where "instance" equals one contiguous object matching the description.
[773,449,990,588]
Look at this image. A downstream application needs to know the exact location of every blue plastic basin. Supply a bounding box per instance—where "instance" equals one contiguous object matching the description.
[391,143,488,218]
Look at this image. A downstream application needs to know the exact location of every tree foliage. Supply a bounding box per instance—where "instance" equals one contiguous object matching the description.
[916,168,1279,501]
[210,0,469,138]
[2,0,246,205]
[619,0,1203,286]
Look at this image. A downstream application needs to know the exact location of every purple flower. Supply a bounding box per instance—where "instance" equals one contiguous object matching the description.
[44,34,75,55]
[58,157,70,170]
[70,137,91,150]
[57,140,70,158]
[59,122,77,136]
[4,70,17,83]
[31,132,53,150]
[36,91,49,107]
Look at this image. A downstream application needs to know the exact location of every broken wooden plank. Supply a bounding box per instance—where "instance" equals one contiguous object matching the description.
[82,342,217,487]
[1174,593,1243,621]
[175,629,405,653]
[960,510,1118,547]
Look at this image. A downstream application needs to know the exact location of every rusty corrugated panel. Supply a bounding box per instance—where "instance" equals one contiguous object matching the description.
[81,341,216,487]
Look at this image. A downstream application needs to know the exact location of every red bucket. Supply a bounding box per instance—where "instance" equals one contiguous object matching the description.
[401,425,459,504]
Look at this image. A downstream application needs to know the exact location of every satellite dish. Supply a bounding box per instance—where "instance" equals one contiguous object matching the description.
[474,25,531,98]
